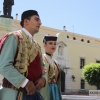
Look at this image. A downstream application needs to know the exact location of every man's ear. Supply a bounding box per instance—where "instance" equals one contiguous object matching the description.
[24,19,29,26]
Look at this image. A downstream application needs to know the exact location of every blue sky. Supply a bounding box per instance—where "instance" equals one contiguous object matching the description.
[0,0,100,38]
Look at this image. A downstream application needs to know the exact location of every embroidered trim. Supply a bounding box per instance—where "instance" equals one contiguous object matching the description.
[43,55,59,83]
[14,31,42,76]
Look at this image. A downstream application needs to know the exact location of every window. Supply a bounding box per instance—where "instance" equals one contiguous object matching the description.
[67,36,69,38]
[96,60,100,63]
[80,58,85,69]
[81,39,84,42]
[87,40,90,43]
[81,79,85,89]
[73,37,76,40]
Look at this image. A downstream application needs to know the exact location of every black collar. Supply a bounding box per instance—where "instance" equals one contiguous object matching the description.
[46,52,52,57]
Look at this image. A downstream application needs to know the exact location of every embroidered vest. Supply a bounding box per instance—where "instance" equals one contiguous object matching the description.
[43,55,60,83]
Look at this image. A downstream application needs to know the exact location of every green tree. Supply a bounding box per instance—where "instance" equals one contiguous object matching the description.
[82,63,100,89]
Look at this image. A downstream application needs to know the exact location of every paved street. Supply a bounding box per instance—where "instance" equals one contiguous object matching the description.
[62,95,100,100]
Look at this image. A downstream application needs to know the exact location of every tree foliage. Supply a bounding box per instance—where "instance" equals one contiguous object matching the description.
[82,63,100,87]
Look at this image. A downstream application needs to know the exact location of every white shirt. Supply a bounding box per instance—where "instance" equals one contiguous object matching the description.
[21,28,33,88]
[44,54,54,67]
[22,28,33,42]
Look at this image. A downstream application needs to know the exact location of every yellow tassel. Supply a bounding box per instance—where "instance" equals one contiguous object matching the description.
[17,92,23,100]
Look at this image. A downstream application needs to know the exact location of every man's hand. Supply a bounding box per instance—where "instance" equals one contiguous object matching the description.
[25,81,36,95]
[35,77,46,90]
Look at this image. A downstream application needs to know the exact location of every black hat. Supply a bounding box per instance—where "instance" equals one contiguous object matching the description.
[20,10,39,27]
[43,35,57,43]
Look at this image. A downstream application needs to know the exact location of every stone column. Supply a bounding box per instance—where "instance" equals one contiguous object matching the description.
[0,17,17,37]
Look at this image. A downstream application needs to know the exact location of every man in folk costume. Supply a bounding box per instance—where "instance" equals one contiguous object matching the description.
[0,10,47,100]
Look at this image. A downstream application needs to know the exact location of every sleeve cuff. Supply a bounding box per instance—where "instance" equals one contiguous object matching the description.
[21,78,29,88]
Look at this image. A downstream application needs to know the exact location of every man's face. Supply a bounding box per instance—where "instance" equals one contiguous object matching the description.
[25,15,41,34]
